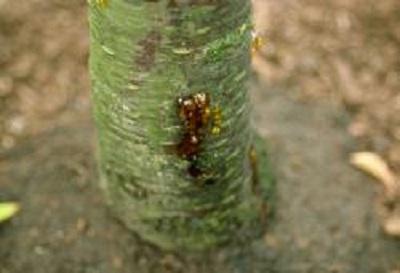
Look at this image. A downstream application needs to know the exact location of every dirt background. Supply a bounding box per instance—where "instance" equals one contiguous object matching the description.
[0,0,399,272]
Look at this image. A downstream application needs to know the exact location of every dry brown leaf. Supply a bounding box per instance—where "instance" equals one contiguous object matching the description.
[383,216,400,238]
[0,202,20,223]
[350,152,398,198]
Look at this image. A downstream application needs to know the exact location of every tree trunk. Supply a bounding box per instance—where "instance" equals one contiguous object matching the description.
[88,0,274,251]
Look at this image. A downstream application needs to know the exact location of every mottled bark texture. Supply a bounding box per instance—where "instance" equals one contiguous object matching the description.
[89,0,274,251]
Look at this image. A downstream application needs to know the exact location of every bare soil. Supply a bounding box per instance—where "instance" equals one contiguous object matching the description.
[0,0,399,272]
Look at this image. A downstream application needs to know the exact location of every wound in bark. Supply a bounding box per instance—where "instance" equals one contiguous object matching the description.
[175,92,211,179]
[135,31,161,72]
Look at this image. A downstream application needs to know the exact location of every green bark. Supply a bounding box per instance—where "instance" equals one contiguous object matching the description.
[89,0,274,251]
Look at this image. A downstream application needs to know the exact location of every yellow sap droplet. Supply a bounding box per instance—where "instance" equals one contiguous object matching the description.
[210,106,222,135]
[249,146,257,164]
[96,0,109,9]
[211,126,221,135]
[251,32,265,55]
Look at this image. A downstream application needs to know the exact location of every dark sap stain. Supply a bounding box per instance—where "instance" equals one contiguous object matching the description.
[167,0,178,8]
[249,145,269,224]
[203,178,216,186]
[176,92,210,160]
[166,0,217,8]
[187,163,203,178]
[249,145,259,194]
[188,0,218,6]
[134,30,161,72]
[176,92,211,180]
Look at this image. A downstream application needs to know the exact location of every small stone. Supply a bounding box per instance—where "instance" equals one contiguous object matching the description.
[34,245,47,256]
[264,234,279,248]
[0,76,13,97]
[2,135,15,149]
[348,120,368,137]
[138,256,148,268]
[10,53,36,79]
[393,127,400,141]
[112,255,123,269]
[296,237,310,249]
[388,144,400,167]
[161,254,183,273]
[76,217,88,233]
[7,116,26,135]
[29,227,40,238]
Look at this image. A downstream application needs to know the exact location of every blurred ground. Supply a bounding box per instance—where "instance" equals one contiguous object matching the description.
[0,0,399,272]
[253,0,400,177]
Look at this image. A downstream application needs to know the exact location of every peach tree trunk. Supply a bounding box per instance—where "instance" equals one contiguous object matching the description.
[88,0,274,251]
